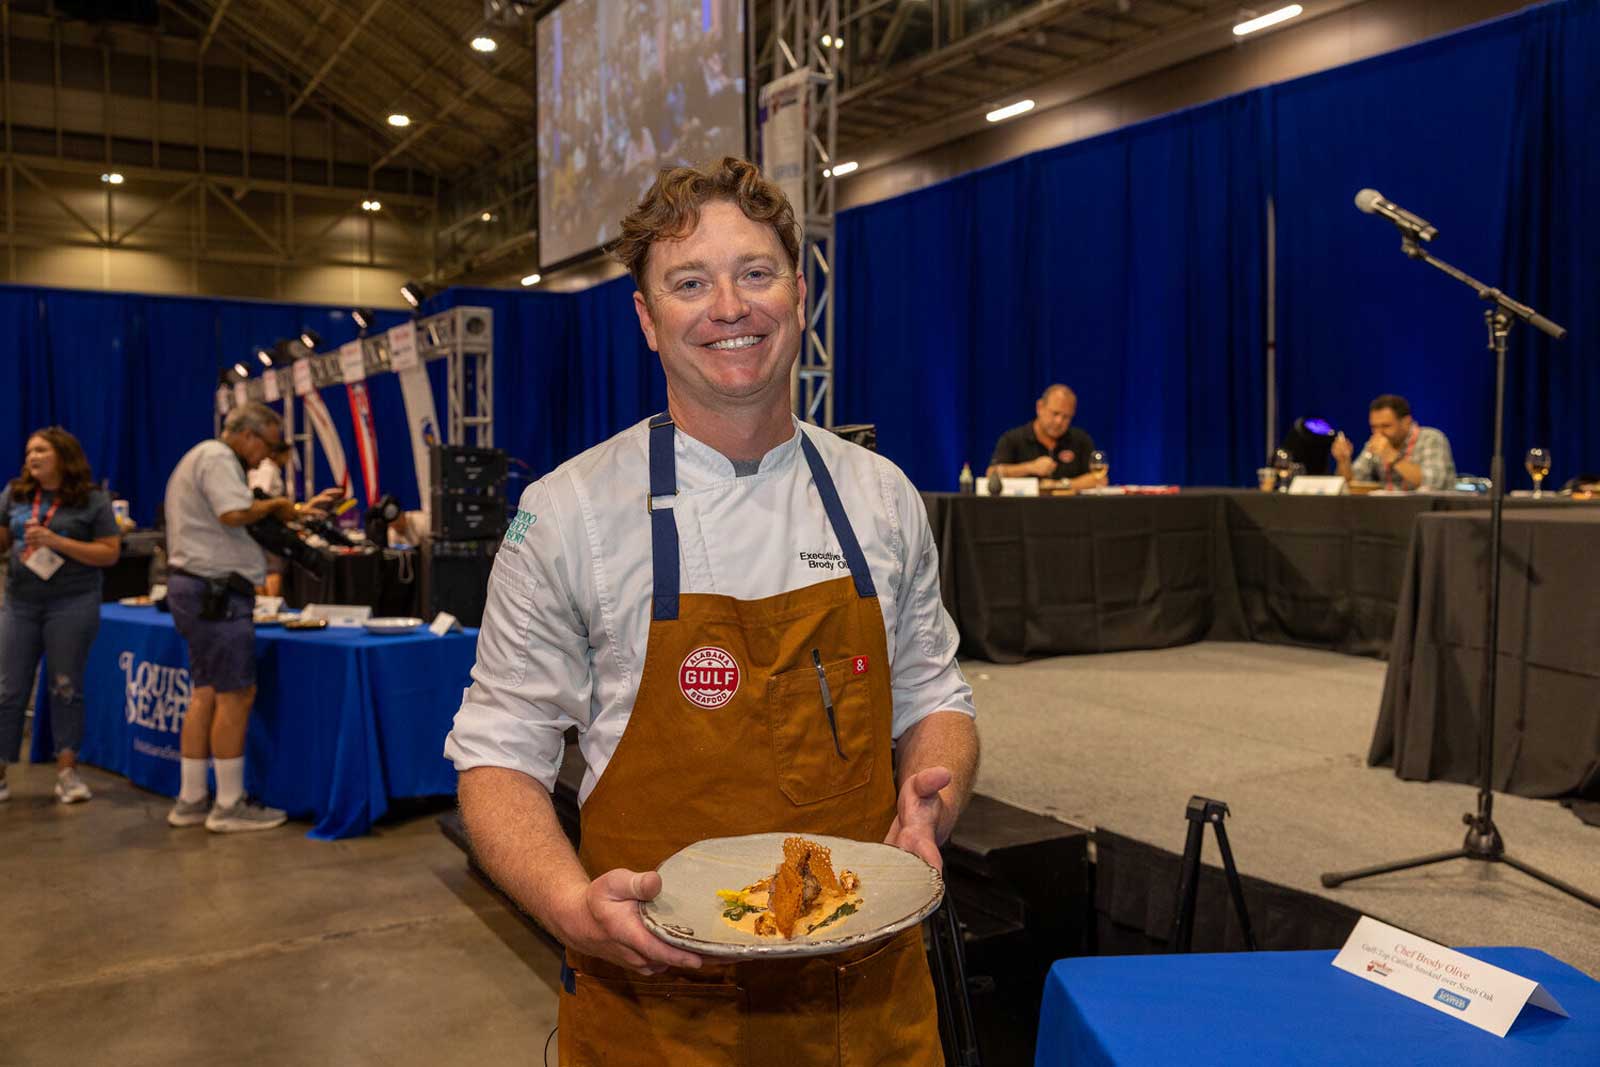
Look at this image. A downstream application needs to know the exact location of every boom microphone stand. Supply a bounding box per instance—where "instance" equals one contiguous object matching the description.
[1320,226,1599,911]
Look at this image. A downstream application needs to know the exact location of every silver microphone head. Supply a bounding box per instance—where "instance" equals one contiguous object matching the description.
[1354,188,1383,214]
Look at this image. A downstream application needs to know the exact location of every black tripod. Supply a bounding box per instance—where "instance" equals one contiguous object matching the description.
[1320,236,1599,911]
[1171,796,1257,952]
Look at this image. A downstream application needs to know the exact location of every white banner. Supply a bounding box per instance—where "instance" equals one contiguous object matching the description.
[759,68,810,219]
[262,369,281,403]
[292,360,313,397]
[300,389,351,497]
[338,341,366,383]
[388,321,420,371]
[232,381,249,408]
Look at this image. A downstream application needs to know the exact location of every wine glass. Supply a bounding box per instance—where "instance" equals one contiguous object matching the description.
[1525,447,1551,499]
[1089,450,1109,485]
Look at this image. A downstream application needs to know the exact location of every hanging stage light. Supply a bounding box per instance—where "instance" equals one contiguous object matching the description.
[299,328,323,352]
[351,308,374,332]
[399,281,428,308]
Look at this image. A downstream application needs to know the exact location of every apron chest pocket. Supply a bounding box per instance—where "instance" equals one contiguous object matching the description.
[766,657,874,806]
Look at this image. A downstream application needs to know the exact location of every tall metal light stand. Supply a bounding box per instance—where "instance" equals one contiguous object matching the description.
[1320,237,1599,911]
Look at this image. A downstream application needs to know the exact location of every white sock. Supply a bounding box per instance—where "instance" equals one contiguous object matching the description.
[180,758,210,803]
[214,757,245,809]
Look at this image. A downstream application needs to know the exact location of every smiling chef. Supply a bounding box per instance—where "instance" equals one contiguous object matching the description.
[445,156,978,1066]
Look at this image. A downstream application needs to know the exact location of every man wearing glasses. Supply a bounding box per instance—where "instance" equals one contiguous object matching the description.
[163,403,338,833]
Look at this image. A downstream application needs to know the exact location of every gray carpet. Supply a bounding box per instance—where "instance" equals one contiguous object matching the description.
[965,642,1600,979]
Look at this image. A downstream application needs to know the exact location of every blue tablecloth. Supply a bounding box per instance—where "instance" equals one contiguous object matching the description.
[1036,947,1599,1065]
[31,604,476,839]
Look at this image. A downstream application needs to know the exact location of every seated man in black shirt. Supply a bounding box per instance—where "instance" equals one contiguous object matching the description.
[987,384,1104,490]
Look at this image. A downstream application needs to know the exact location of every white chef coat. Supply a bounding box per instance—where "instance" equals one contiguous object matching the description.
[444,417,975,803]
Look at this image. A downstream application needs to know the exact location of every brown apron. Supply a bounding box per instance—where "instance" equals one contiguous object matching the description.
[557,416,943,1066]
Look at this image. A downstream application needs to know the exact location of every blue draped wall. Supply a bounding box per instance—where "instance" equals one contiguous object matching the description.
[2,0,1596,507]
[837,91,1268,490]
[1272,0,1600,487]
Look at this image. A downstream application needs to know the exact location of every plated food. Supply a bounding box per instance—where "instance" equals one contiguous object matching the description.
[717,837,863,939]
[118,595,155,607]
[363,616,424,635]
[642,832,942,960]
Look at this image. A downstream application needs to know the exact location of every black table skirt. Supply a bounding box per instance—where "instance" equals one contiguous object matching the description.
[925,491,1599,664]
[1369,509,1600,800]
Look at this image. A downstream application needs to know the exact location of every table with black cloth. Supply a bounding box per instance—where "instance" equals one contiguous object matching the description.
[922,492,1231,663]
[924,491,1600,663]
[1034,946,1598,1065]
[1369,508,1600,801]
[29,604,475,838]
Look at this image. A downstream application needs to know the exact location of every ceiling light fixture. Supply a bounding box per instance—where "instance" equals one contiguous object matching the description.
[232,361,251,379]
[986,99,1035,123]
[520,273,541,287]
[100,172,124,184]
[823,161,858,178]
[361,199,382,212]
[1233,4,1303,36]
[351,308,374,332]
[399,281,428,308]
[387,113,411,127]
[471,36,497,53]
[481,211,493,222]
[298,329,322,352]
[256,348,274,368]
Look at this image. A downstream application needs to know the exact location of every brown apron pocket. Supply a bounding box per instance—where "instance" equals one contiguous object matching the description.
[837,928,944,1067]
[766,656,875,805]
[559,969,745,1067]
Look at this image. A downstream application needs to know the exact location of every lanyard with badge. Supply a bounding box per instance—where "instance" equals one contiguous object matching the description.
[20,490,66,581]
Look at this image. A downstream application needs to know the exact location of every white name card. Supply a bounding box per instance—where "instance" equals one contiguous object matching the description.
[262,369,281,402]
[1331,916,1567,1037]
[428,611,460,636]
[976,477,1041,497]
[388,321,419,370]
[1289,475,1347,495]
[338,341,366,382]
[301,603,372,628]
[292,359,313,397]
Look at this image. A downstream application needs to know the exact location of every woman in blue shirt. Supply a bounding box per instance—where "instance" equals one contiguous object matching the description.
[0,428,121,804]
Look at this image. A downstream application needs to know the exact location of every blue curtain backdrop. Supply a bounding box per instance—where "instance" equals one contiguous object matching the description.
[1273,0,1599,486]
[2,0,1596,507]
[836,92,1268,491]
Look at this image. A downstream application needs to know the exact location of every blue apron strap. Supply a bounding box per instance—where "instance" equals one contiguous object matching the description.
[799,431,877,599]
[647,413,680,621]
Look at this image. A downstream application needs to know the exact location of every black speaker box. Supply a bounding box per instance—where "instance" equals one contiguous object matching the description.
[431,444,507,494]
[431,492,506,541]
[420,539,498,628]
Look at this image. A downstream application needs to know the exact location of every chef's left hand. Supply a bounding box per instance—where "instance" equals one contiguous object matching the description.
[23,520,55,550]
[884,766,952,873]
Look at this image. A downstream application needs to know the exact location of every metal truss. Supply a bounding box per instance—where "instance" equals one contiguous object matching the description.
[220,305,495,495]
[766,0,840,428]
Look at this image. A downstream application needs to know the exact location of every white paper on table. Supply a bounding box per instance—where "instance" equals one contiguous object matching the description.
[975,477,1040,497]
[1289,475,1347,495]
[1331,916,1568,1037]
[428,612,460,635]
[301,603,372,627]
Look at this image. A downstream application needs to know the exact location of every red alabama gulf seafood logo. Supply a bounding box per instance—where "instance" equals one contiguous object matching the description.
[679,647,741,709]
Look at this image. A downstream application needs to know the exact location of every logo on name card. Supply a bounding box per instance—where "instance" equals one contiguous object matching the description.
[1366,961,1392,978]
[679,647,740,709]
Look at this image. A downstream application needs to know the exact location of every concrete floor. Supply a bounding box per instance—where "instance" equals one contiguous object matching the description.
[0,759,564,1066]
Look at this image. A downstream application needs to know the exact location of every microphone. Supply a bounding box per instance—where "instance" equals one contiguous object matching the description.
[1354,188,1438,242]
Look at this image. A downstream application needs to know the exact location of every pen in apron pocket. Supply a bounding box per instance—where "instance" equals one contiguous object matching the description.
[811,649,849,760]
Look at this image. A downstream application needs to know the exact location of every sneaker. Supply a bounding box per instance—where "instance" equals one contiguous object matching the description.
[167,796,211,827]
[55,767,92,804]
[205,798,287,834]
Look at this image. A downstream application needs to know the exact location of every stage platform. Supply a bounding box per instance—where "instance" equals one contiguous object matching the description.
[969,641,1600,979]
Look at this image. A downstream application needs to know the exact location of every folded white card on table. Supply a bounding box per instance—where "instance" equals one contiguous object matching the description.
[428,612,460,636]
[1332,915,1567,1037]
[301,603,372,627]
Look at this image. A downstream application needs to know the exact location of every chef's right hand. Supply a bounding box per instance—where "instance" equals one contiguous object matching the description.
[557,869,703,975]
[1331,432,1353,465]
[1025,455,1056,478]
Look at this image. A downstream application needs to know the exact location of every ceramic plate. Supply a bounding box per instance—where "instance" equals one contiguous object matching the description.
[363,617,424,635]
[641,832,942,960]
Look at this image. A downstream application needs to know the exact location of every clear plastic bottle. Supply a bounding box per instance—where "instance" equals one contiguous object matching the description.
[958,463,974,494]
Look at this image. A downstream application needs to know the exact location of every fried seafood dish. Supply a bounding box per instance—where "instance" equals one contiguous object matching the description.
[716,836,863,939]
